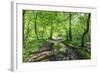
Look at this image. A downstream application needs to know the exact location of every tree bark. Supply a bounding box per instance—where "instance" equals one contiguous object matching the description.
[81,13,91,47]
[66,30,69,40]
[34,12,39,39]
[50,23,53,39]
[69,13,72,41]
[23,10,25,48]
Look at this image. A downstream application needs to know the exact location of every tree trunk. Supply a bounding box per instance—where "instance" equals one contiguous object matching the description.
[69,13,72,41]
[49,12,57,39]
[23,10,25,48]
[50,24,53,39]
[42,24,45,39]
[34,12,39,39]
[66,30,69,40]
[81,13,91,47]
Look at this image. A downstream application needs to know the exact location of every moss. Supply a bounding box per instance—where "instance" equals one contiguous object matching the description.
[71,41,80,46]
[52,43,63,49]
[77,48,91,59]
[51,43,65,56]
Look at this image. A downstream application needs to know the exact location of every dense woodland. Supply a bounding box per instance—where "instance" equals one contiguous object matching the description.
[23,10,91,62]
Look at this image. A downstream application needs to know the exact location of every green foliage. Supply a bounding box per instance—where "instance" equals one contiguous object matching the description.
[52,43,63,49]
[77,48,91,59]
[23,10,91,62]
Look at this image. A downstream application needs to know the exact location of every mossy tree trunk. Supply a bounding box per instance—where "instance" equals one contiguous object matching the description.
[81,13,91,47]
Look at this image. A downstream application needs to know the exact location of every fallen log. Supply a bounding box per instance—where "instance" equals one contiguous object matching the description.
[28,51,51,62]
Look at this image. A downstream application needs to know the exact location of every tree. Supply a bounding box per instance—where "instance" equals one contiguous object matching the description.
[49,21,53,39]
[23,10,25,48]
[23,10,91,62]
[34,11,39,39]
[81,13,91,47]
[23,10,34,52]
[69,12,72,41]
[49,12,57,39]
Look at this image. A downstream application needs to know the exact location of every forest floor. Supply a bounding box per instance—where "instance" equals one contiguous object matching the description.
[27,39,90,62]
